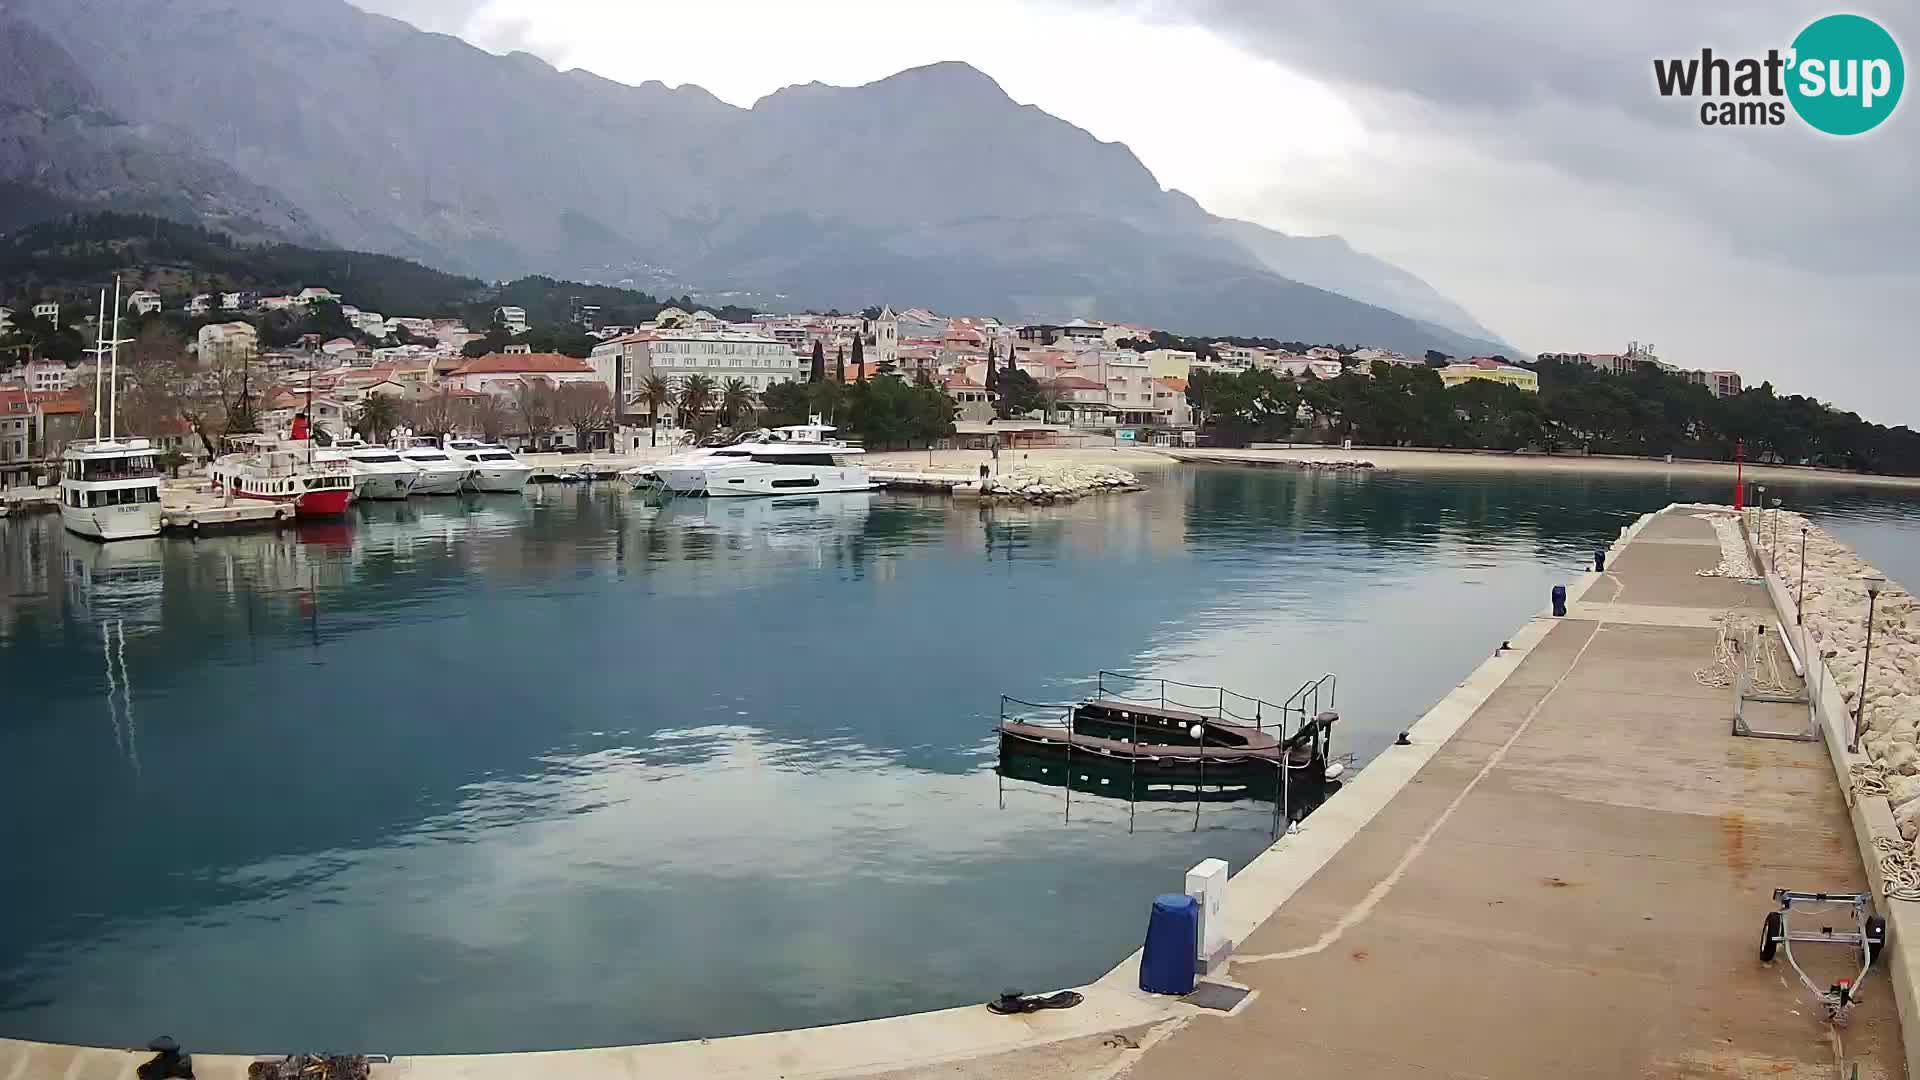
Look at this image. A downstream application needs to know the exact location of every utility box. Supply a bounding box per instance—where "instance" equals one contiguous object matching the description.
[1186,858,1230,973]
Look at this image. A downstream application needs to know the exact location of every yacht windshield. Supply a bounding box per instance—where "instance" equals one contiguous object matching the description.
[478,452,517,461]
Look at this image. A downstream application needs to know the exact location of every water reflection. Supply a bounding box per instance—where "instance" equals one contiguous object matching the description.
[1,469,1916,1053]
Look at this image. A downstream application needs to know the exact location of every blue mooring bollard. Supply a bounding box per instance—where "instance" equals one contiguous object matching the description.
[1139,893,1198,995]
[1551,584,1567,617]
[1593,549,1606,573]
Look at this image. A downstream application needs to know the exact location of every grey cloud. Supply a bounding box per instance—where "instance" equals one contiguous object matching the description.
[1146,1,1918,277]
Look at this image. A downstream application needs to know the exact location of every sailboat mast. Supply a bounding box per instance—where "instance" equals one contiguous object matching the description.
[91,289,106,442]
[108,276,122,441]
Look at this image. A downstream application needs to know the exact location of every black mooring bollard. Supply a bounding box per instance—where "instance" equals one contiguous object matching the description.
[1551,584,1567,617]
[1593,548,1605,573]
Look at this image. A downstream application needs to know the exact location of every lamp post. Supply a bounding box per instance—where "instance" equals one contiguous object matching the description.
[1769,497,1782,566]
[1853,575,1886,753]
[1796,526,1808,625]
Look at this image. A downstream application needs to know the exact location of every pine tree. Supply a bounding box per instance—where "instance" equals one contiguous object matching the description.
[810,339,825,383]
[985,340,998,391]
[853,333,866,383]
[835,345,845,385]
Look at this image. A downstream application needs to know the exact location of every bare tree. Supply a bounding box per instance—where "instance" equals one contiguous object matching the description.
[413,387,459,438]
[555,382,614,451]
[512,377,557,448]
[465,394,509,442]
[116,324,225,455]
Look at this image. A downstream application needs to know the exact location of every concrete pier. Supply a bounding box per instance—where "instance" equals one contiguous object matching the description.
[1121,506,1901,1078]
[1,506,1904,1078]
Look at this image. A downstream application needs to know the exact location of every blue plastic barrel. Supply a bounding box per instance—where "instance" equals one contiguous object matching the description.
[1139,893,1198,994]
[1551,584,1567,617]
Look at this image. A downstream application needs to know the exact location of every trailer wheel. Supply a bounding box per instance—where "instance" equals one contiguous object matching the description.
[1761,911,1782,963]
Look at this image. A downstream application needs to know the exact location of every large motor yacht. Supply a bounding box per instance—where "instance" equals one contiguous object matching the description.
[395,439,471,494]
[444,438,534,493]
[655,424,874,497]
[59,283,163,541]
[330,437,419,500]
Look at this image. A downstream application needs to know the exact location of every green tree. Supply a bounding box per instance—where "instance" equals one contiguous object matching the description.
[996,368,1043,418]
[852,333,866,383]
[677,373,716,432]
[760,380,811,426]
[352,392,403,441]
[638,374,673,446]
[809,340,825,383]
[719,377,757,428]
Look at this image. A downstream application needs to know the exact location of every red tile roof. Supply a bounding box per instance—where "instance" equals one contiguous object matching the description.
[30,391,86,414]
[447,353,594,376]
[1051,376,1105,390]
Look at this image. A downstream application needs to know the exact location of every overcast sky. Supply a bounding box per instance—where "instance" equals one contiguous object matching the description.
[357,0,1917,424]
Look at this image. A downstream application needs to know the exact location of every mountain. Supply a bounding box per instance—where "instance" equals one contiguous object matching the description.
[0,8,319,243]
[2,0,1511,357]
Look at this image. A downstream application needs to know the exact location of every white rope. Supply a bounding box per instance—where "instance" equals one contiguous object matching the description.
[1873,837,1920,902]
[1852,760,1892,799]
[1694,610,1794,694]
[1848,762,1920,902]
[1693,513,1756,579]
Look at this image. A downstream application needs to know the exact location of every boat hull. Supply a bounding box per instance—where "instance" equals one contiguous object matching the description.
[465,466,532,493]
[354,472,416,500]
[295,488,354,517]
[59,501,163,541]
[407,467,469,495]
[658,463,875,497]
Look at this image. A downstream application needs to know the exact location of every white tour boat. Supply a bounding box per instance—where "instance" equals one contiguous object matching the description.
[395,439,471,494]
[656,424,874,497]
[622,430,775,488]
[60,283,164,541]
[330,437,419,500]
[209,435,356,517]
[444,438,534,493]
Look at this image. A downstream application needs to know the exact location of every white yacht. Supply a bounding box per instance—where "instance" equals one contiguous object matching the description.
[395,439,470,495]
[60,283,164,541]
[330,437,418,500]
[656,424,874,497]
[444,438,534,493]
[622,430,772,488]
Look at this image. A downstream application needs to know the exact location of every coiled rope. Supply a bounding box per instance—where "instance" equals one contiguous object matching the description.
[1850,761,1920,902]
[1694,610,1794,694]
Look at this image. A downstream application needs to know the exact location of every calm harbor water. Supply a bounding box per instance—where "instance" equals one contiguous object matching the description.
[2,464,1916,1054]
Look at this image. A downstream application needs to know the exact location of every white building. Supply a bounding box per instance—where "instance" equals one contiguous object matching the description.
[348,310,387,336]
[23,358,75,393]
[0,307,11,333]
[588,332,653,405]
[31,302,58,323]
[493,306,529,335]
[220,292,243,310]
[126,291,162,315]
[186,293,213,314]
[293,287,340,307]
[640,330,800,394]
[197,322,259,368]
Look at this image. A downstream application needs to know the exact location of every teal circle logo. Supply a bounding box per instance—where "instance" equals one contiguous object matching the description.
[1787,14,1903,135]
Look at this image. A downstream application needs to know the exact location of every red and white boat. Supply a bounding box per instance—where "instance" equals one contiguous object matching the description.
[209,435,355,517]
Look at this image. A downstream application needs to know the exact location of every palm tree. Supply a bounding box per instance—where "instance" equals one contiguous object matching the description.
[639,374,673,446]
[678,373,716,436]
[720,377,756,429]
[352,392,402,441]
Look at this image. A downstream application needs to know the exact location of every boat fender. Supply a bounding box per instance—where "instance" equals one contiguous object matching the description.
[1324,762,1346,781]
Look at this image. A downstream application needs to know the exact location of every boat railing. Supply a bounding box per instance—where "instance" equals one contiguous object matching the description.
[998,695,1076,730]
[1093,670,1290,734]
[1280,673,1338,731]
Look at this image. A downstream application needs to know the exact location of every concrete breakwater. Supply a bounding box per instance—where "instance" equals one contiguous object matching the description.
[1162,449,1376,471]
[978,463,1142,504]
[1767,510,1920,837]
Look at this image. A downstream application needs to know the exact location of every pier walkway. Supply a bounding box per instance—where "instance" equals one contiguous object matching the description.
[1124,506,1900,1078]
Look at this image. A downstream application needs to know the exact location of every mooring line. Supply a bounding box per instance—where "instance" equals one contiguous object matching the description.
[1234,617,1606,965]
